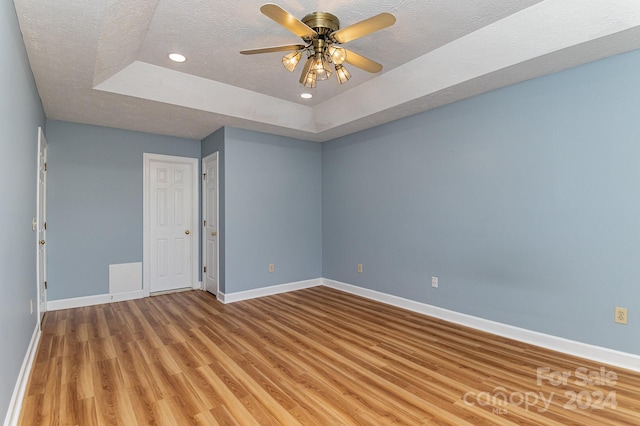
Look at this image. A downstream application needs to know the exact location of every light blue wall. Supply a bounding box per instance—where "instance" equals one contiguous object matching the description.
[224,128,322,293]
[322,49,640,354]
[0,1,45,421]
[46,121,200,300]
[202,128,225,292]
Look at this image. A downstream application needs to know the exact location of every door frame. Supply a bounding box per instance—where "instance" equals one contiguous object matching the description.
[143,153,199,297]
[36,127,47,327]
[202,152,219,295]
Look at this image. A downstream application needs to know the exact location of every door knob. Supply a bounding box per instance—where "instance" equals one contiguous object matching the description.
[39,240,45,245]
[185,230,190,235]
[211,231,217,236]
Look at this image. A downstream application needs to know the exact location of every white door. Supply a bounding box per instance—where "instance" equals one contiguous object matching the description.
[202,153,218,295]
[144,154,199,294]
[36,127,47,327]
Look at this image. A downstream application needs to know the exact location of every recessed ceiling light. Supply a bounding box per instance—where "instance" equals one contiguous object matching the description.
[300,93,312,99]
[168,53,186,63]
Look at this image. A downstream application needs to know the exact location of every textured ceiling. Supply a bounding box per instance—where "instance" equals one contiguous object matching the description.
[14,0,640,142]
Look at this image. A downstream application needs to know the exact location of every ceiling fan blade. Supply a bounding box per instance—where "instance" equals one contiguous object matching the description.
[240,44,306,55]
[260,3,317,39]
[332,13,396,44]
[343,49,383,73]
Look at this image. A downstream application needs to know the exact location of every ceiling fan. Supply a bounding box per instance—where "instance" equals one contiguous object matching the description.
[240,3,396,88]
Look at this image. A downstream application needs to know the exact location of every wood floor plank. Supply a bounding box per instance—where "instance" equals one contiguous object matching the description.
[18,287,640,425]
[195,363,264,425]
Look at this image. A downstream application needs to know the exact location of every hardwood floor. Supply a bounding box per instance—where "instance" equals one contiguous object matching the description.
[19,287,640,425]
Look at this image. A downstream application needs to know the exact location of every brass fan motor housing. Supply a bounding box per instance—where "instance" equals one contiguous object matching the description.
[302,12,340,36]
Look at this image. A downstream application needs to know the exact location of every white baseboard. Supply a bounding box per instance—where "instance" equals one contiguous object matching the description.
[47,290,144,311]
[4,323,40,426]
[41,278,640,372]
[322,278,640,373]
[217,278,322,304]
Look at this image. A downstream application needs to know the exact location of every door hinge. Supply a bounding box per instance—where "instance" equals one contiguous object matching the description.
[44,281,48,290]
[203,173,206,181]
[203,220,206,227]
[44,162,47,172]
[44,222,47,230]
[203,266,207,273]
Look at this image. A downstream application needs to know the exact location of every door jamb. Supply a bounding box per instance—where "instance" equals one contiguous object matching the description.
[202,152,219,296]
[36,127,47,327]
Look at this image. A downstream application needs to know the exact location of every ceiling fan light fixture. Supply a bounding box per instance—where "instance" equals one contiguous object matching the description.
[303,72,317,88]
[299,56,316,88]
[335,64,351,84]
[312,53,332,81]
[242,4,395,88]
[282,50,303,72]
[328,46,346,65]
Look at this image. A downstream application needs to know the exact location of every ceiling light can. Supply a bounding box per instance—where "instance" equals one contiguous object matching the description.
[168,53,186,63]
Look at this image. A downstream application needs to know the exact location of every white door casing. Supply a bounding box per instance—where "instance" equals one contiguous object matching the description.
[36,127,47,327]
[143,153,199,295]
[202,152,219,295]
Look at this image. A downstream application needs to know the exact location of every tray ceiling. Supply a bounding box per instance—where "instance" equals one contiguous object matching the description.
[14,0,640,141]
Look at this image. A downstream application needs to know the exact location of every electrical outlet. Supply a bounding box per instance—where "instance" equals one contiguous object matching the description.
[357,263,363,273]
[432,277,438,288]
[615,307,628,325]
[269,263,275,273]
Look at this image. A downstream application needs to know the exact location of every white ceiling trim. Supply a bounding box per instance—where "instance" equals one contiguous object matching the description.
[314,0,640,132]
[94,61,316,133]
